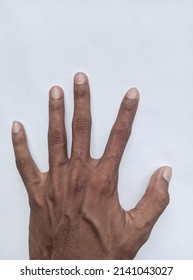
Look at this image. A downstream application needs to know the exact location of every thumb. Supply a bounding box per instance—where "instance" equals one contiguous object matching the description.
[129,166,172,231]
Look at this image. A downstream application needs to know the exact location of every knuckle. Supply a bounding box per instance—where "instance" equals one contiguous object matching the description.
[112,127,130,143]
[50,99,62,112]
[73,116,91,133]
[106,147,119,158]
[122,101,134,113]
[70,170,84,193]
[95,173,115,195]
[156,189,170,207]
[74,87,88,98]
[72,150,87,160]
[104,149,120,166]
[16,157,30,171]
[71,178,82,193]
[49,129,64,146]
[99,174,113,187]
[13,135,25,147]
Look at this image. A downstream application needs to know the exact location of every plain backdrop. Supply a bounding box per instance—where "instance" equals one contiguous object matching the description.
[0,0,193,259]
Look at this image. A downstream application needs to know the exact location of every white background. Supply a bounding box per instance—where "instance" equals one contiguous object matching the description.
[0,0,193,259]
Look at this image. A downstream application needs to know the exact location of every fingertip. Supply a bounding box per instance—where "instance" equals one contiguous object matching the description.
[148,166,171,204]
[148,166,172,193]
[12,121,26,148]
[126,87,140,100]
[49,86,64,100]
[12,121,22,134]
[74,72,88,85]
[162,166,172,183]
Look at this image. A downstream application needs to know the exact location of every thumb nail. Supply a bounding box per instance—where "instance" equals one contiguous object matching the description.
[163,167,172,183]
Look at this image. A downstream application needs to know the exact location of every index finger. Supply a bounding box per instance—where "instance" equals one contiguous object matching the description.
[101,88,139,168]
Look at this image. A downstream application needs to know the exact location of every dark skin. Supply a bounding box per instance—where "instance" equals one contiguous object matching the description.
[12,72,172,259]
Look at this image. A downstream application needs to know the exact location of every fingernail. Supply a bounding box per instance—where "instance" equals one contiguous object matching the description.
[74,72,86,85]
[51,86,61,99]
[126,88,139,99]
[12,121,21,134]
[163,167,172,183]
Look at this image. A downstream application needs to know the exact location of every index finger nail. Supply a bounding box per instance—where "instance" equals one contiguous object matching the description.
[126,87,139,99]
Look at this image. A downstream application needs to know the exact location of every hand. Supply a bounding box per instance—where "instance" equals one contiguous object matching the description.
[12,72,172,260]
